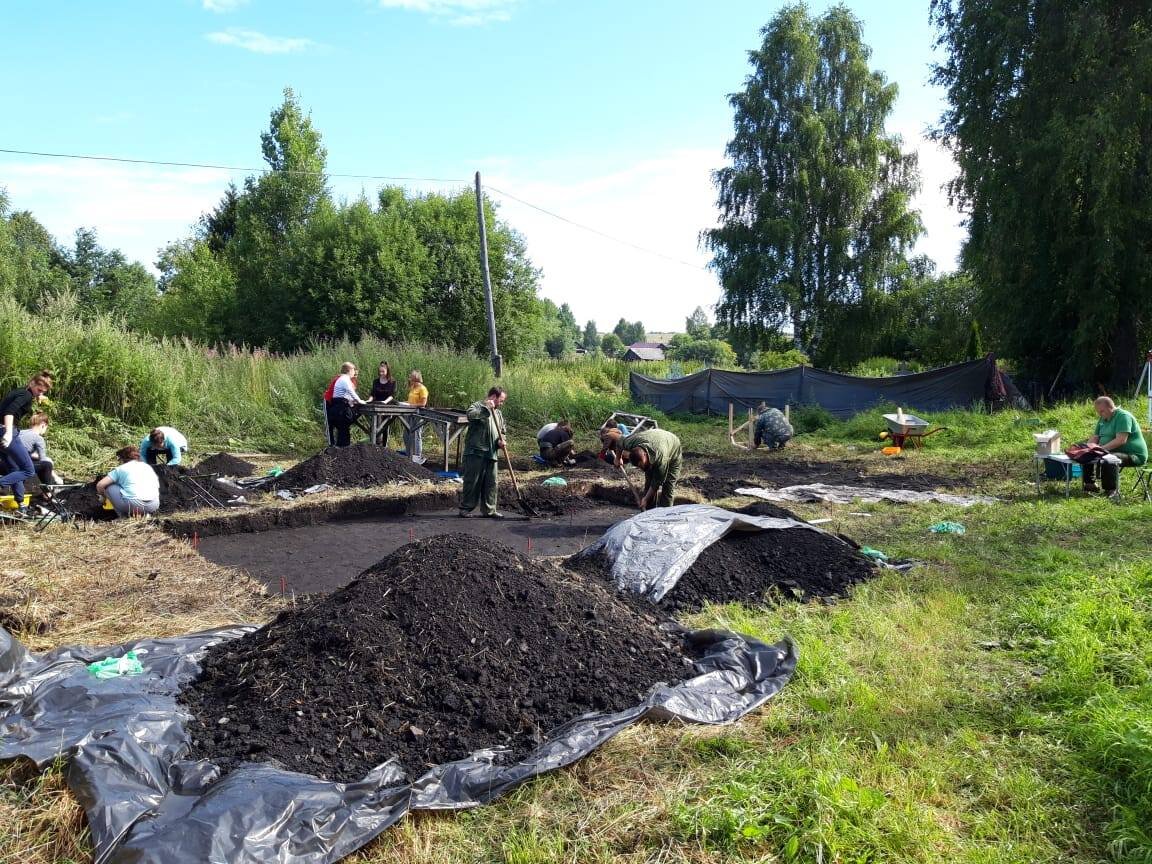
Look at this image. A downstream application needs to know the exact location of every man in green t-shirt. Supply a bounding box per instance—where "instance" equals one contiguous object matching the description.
[602,427,682,509]
[1083,396,1148,495]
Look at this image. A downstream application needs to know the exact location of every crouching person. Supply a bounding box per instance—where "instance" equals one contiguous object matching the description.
[19,412,62,484]
[97,445,160,517]
[754,403,793,450]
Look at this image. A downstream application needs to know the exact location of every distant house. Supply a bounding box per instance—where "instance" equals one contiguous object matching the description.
[623,341,668,362]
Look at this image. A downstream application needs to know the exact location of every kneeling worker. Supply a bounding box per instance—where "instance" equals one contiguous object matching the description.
[602,427,682,510]
[19,412,62,484]
[537,419,575,466]
[97,445,160,517]
[140,426,188,466]
[754,403,793,449]
[459,386,508,518]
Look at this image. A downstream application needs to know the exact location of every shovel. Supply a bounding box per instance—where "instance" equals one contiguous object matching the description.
[618,463,644,509]
[502,447,541,518]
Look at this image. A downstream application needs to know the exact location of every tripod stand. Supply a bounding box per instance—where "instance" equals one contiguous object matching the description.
[1134,349,1152,427]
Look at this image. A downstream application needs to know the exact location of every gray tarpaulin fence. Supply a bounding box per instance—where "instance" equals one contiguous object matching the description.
[630,355,1016,419]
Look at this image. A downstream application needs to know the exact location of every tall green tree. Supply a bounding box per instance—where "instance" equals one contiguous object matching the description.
[581,320,599,354]
[705,3,921,364]
[685,306,711,338]
[931,0,1152,388]
[229,88,331,348]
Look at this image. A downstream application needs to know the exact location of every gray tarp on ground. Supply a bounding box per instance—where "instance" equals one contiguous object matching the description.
[572,503,860,603]
[630,357,997,418]
[0,616,795,864]
[736,485,998,507]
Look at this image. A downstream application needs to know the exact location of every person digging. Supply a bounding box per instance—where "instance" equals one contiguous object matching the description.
[601,427,682,510]
[459,386,508,519]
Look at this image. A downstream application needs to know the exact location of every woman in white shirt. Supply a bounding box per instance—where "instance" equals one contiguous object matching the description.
[330,365,365,447]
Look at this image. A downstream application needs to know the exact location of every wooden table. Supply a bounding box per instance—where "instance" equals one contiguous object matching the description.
[355,404,469,472]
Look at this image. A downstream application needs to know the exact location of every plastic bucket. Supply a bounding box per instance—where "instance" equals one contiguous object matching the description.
[0,494,31,510]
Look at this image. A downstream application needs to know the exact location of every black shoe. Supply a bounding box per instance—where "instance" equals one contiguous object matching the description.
[458,509,472,518]
[482,511,505,519]
[1082,483,1100,494]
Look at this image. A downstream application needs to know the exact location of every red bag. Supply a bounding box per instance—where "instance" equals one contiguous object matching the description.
[1065,443,1106,464]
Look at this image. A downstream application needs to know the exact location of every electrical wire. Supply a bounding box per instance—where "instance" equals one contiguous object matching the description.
[485,184,709,271]
[1,146,711,271]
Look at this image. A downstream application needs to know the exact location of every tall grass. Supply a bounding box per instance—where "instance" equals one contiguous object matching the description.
[0,297,665,456]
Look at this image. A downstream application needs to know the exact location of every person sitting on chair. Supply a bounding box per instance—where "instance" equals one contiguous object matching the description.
[140,426,188,466]
[754,402,793,449]
[537,419,576,466]
[18,412,62,485]
[1081,396,1147,497]
[97,445,160,517]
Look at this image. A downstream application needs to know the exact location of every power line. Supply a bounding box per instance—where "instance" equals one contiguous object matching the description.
[485,184,709,272]
[0,147,465,184]
[0,146,711,272]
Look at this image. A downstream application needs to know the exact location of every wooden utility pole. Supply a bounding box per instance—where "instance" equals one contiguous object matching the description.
[474,171,501,377]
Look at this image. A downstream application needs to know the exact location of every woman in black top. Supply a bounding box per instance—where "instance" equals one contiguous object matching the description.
[1,373,53,514]
[368,361,396,447]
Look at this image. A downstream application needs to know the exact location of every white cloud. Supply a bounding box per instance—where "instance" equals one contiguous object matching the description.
[0,160,239,269]
[481,149,725,334]
[480,138,966,335]
[901,128,966,272]
[202,0,249,12]
[205,28,316,54]
[376,0,519,26]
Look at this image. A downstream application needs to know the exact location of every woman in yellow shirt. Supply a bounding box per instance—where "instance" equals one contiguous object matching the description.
[405,370,429,463]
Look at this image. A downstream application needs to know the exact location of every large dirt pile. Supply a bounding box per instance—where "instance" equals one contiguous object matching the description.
[660,528,876,613]
[179,534,691,781]
[274,444,434,489]
[194,452,257,477]
[567,526,875,614]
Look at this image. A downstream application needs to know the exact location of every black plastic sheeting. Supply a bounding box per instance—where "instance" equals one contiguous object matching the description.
[630,355,1025,418]
[0,619,795,864]
[572,504,855,602]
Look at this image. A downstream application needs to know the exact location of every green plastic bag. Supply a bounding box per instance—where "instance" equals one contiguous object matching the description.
[87,650,144,679]
[929,521,966,535]
[266,466,284,477]
[541,476,567,487]
[858,546,888,562]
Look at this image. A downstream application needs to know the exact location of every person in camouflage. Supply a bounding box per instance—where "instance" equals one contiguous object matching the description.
[754,403,793,449]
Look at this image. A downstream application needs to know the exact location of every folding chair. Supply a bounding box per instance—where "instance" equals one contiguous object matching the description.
[1130,467,1152,503]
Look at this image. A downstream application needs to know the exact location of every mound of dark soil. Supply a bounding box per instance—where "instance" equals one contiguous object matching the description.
[567,526,875,614]
[662,528,876,613]
[734,501,806,522]
[194,453,257,477]
[274,444,434,489]
[500,481,609,517]
[154,466,240,513]
[180,534,691,782]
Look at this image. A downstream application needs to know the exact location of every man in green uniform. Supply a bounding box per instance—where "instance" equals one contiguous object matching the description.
[1083,396,1148,497]
[459,386,507,518]
[603,427,682,509]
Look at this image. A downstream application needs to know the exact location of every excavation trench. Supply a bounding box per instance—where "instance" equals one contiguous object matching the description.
[183,480,638,595]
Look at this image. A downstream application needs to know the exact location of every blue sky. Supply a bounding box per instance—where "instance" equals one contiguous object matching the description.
[3,0,961,333]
